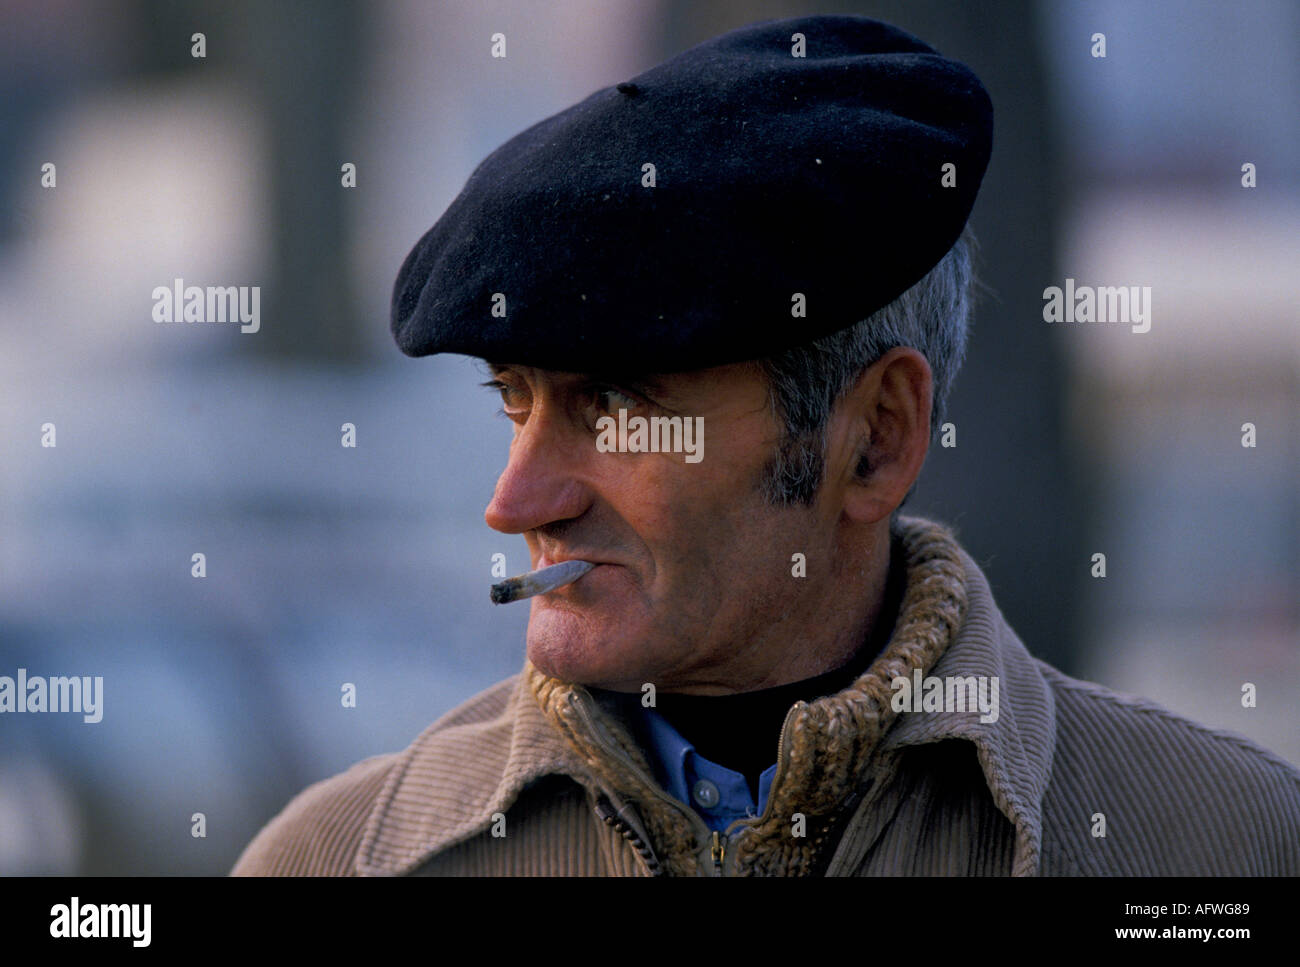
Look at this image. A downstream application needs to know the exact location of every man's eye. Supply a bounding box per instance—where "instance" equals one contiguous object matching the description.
[481,379,529,419]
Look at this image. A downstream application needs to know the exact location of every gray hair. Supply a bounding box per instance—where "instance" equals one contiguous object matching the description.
[756,225,977,511]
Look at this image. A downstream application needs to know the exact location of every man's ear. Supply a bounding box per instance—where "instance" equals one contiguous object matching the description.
[840,347,932,525]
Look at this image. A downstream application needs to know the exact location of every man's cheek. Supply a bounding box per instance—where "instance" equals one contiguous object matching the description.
[654,514,731,601]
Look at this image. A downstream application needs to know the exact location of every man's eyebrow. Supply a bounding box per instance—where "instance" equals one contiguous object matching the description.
[591,371,669,400]
[484,361,668,400]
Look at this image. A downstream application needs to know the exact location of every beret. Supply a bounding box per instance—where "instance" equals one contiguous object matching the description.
[391,14,992,373]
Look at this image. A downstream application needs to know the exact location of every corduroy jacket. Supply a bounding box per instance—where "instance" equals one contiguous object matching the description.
[231,516,1300,876]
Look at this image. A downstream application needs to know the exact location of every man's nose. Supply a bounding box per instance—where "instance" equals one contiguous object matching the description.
[484,412,594,535]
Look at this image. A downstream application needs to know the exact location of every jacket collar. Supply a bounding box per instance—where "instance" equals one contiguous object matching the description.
[878,527,1057,876]
[356,515,1055,875]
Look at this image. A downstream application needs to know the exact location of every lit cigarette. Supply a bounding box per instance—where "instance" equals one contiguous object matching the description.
[490,560,596,604]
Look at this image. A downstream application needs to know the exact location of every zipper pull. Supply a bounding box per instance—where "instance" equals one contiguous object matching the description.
[711,829,725,875]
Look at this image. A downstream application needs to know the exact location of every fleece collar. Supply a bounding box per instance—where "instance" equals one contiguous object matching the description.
[356,515,1055,876]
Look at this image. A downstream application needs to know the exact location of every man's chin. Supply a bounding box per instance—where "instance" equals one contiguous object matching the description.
[525,618,647,691]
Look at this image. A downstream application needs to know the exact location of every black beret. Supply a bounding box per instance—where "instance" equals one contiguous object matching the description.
[391,14,992,373]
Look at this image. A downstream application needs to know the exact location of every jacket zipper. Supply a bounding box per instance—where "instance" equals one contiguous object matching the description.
[774,700,805,785]
[568,690,719,874]
[594,795,663,876]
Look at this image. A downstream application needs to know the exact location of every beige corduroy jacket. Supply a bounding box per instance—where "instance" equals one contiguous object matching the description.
[232,516,1300,876]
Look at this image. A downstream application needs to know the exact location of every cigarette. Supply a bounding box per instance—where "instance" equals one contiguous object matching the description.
[490,560,596,604]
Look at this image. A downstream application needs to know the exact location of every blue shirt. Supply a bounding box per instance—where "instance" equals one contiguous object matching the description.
[637,704,778,833]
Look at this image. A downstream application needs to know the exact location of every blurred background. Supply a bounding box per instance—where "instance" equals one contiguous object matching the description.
[0,0,1295,874]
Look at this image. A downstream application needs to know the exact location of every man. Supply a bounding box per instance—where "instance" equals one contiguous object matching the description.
[232,14,1300,876]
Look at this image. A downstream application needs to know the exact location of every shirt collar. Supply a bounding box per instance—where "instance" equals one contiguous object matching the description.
[636,705,694,805]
